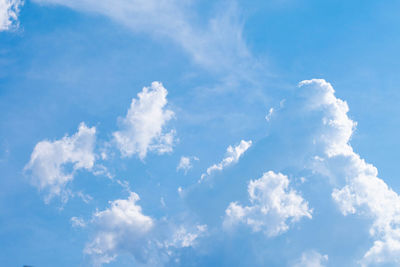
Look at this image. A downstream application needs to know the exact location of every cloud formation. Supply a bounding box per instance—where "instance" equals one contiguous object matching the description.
[293,250,328,267]
[85,192,154,266]
[0,0,23,31]
[31,0,252,75]
[200,140,252,182]
[298,79,400,265]
[24,122,96,202]
[177,155,198,174]
[113,82,175,159]
[224,171,312,237]
[85,192,207,266]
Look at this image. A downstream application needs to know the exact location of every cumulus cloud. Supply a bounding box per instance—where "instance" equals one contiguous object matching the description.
[292,250,328,267]
[177,156,198,174]
[85,192,207,266]
[200,140,252,182]
[85,192,154,265]
[24,122,96,202]
[0,0,23,31]
[298,79,400,265]
[224,171,312,237]
[113,82,175,159]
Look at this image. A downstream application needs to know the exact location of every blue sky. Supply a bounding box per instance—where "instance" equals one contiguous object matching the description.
[2,0,400,266]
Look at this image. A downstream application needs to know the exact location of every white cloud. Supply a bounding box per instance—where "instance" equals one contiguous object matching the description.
[70,216,86,228]
[265,107,274,122]
[24,122,96,202]
[299,79,400,266]
[84,192,154,266]
[31,0,252,75]
[223,171,312,237]
[292,250,328,267]
[165,224,207,249]
[0,0,23,31]
[298,79,356,158]
[177,156,198,174]
[177,186,183,196]
[113,81,175,159]
[85,192,207,266]
[200,140,252,182]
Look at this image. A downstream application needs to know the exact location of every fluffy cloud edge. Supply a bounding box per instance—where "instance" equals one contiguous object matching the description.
[223,171,312,237]
[200,139,252,182]
[113,81,175,160]
[24,122,96,202]
[298,79,400,265]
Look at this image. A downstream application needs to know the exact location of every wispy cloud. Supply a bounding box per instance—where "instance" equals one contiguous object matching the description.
[31,0,257,80]
[177,155,198,174]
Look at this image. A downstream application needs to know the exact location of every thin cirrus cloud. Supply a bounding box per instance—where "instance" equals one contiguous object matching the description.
[31,0,253,76]
[200,139,252,182]
[297,79,400,265]
[112,81,175,160]
[0,0,23,31]
[24,122,96,203]
[223,171,312,237]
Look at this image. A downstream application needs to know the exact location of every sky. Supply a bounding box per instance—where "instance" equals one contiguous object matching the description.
[1,0,400,266]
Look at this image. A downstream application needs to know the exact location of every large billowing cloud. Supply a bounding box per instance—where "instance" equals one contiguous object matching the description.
[24,122,96,202]
[85,192,207,266]
[113,82,175,159]
[0,0,23,31]
[297,79,400,266]
[200,140,252,182]
[223,171,312,237]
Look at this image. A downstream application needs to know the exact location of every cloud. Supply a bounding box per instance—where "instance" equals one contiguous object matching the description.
[84,192,154,266]
[113,81,175,160]
[177,156,198,174]
[223,171,312,237]
[298,79,400,265]
[164,224,207,249]
[31,0,253,75]
[292,250,328,267]
[200,140,252,182]
[70,216,86,228]
[0,0,23,31]
[265,107,274,122]
[85,192,208,266]
[24,122,96,202]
